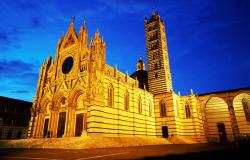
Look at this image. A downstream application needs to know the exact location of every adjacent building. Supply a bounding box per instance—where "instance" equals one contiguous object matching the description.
[0,96,31,139]
[28,12,250,143]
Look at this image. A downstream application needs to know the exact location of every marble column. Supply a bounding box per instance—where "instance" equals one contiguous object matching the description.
[34,114,40,138]
[69,108,76,136]
[51,111,59,138]
[38,113,45,138]
[65,108,71,137]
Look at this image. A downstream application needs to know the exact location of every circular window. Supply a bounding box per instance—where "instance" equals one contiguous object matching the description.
[62,57,74,74]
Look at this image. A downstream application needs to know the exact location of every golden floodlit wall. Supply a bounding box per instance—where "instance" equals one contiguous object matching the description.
[86,65,155,137]
[28,12,250,144]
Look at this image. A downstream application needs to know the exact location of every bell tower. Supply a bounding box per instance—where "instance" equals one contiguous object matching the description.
[145,12,172,95]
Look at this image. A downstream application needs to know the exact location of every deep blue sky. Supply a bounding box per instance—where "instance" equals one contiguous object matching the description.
[0,0,249,102]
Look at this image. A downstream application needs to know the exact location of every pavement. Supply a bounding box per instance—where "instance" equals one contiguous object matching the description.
[0,143,247,160]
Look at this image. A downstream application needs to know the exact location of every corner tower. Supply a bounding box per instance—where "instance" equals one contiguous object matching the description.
[144,12,172,95]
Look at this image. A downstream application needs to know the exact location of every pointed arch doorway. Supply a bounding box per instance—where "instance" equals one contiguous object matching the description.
[57,112,66,137]
[75,113,84,136]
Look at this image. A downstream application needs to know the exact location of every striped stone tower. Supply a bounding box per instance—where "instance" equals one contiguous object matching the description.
[144,11,172,95]
[145,12,176,137]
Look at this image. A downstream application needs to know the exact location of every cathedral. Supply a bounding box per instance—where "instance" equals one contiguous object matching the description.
[28,12,250,143]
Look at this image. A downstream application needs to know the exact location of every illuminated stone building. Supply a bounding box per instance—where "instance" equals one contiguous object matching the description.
[29,12,250,143]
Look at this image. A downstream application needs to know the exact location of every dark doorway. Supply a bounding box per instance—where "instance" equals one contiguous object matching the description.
[75,113,84,136]
[57,112,66,138]
[0,129,2,139]
[7,131,12,139]
[162,126,168,138]
[43,118,49,138]
[17,131,22,139]
[217,123,227,142]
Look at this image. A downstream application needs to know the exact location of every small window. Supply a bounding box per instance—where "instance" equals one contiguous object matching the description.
[155,72,158,79]
[108,84,114,107]
[160,101,166,117]
[185,103,191,118]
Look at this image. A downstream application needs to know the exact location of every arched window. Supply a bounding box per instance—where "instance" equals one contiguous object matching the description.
[155,72,158,79]
[185,103,191,118]
[108,84,114,107]
[242,98,250,121]
[160,101,166,117]
[138,96,142,114]
[124,91,129,111]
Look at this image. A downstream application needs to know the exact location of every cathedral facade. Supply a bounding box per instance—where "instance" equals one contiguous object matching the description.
[28,12,250,143]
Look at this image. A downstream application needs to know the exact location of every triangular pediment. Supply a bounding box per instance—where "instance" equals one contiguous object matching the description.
[61,22,78,49]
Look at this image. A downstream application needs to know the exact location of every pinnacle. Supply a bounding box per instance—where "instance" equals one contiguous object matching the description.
[94,28,100,38]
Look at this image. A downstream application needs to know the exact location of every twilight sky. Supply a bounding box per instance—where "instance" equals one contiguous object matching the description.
[0,0,249,102]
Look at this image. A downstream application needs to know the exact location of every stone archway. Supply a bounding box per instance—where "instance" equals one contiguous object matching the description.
[205,97,234,142]
[41,100,51,138]
[67,89,86,137]
[50,93,68,138]
[34,97,51,138]
[233,93,250,136]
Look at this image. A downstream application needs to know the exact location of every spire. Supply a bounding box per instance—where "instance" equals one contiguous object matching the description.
[61,16,78,49]
[66,16,77,36]
[71,16,76,24]
[79,20,87,34]
[79,19,87,32]
[94,28,100,38]
[46,55,52,64]
[190,88,193,95]
[83,19,86,29]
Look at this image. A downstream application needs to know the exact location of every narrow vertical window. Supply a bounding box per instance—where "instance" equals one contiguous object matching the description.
[138,96,142,113]
[155,72,158,79]
[124,91,129,111]
[160,101,166,117]
[108,84,114,107]
[185,103,191,118]
[242,98,250,121]
[149,102,152,116]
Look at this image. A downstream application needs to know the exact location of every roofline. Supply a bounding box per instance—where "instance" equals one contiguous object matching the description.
[198,86,250,96]
[0,95,32,104]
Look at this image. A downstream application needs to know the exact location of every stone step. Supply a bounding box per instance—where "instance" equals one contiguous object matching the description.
[0,136,171,149]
